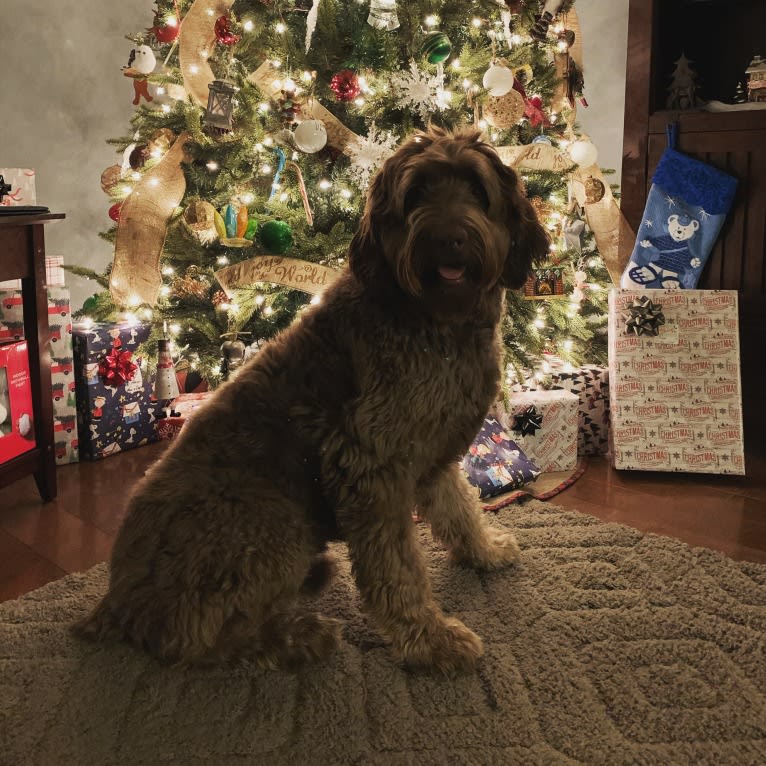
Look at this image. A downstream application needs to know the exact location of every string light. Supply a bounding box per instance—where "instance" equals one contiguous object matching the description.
[255,295,265,306]
[161,266,175,276]
[160,285,171,297]
[169,323,181,334]
[340,189,353,199]
[275,22,286,33]
[189,64,199,74]
[121,184,133,195]
[243,19,254,32]
[472,18,482,27]
[310,295,321,305]
[261,164,272,174]
[216,256,229,266]
[264,306,274,316]
[258,102,270,112]
[425,14,439,27]
[354,97,365,107]
[452,59,461,70]
[206,161,219,171]
[131,171,141,181]
[318,179,332,190]
[241,193,254,205]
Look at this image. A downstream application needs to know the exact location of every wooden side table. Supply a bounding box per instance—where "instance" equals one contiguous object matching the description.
[0,213,65,501]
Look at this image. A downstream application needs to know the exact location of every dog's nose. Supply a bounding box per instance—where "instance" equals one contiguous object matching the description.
[437,228,467,253]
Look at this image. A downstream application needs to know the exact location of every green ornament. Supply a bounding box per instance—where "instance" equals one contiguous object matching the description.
[244,216,258,240]
[82,294,99,313]
[259,220,293,254]
[420,31,452,65]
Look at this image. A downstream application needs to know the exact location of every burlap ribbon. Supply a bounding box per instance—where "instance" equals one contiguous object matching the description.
[109,133,191,306]
[179,0,235,107]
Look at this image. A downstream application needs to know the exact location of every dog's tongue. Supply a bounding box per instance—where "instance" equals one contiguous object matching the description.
[438,265,466,281]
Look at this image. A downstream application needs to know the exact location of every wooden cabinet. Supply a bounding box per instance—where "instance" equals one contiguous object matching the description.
[621,0,766,439]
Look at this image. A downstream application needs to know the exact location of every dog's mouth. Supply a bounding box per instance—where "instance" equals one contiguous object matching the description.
[437,264,467,283]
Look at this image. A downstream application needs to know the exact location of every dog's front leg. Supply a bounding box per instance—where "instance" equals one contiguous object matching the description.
[417,462,521,570]
[340,474,483,674]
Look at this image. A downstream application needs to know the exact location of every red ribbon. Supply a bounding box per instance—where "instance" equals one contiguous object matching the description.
[98,343,138,387]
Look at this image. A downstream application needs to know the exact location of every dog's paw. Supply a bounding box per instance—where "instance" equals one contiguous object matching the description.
[397,616,483,675]
[456,527,521,571]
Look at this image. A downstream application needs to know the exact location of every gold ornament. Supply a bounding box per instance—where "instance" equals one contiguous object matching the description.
[483,90,525,128]
[212,289,228,307]
[182,199,218,245]
[100,164,123,195]
[172,265,211,300]
[584,176,606,204]
[148,128,177,155]
[530,196,553,223]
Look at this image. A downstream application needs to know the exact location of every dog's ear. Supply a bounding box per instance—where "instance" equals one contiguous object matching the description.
[349,169,388,289]
[473,142,551,289]
[502,191,551,289]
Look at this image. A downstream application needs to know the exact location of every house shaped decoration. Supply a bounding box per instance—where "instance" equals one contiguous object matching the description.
[746,55,766,103]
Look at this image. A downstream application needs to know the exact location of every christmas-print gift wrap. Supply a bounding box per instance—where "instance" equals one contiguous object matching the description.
[608,289,745,475]
[0,168,36,206]
[72,321,158,460]
[497,389,579,472]
[461,417,541,499]
[0,286,79,464]
[510,358,610,456]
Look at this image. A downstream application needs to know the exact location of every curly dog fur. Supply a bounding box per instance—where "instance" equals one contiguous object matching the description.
[75,127,549,674]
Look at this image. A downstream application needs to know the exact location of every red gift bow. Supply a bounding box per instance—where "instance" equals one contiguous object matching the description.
[98,343,138,387]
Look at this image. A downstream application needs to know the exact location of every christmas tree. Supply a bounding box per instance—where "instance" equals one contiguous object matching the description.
[74,0,612,387]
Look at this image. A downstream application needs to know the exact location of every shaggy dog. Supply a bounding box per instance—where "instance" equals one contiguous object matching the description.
[75,127,549,674]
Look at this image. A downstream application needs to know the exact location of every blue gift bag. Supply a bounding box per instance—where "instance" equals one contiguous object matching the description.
[621,124,737,290]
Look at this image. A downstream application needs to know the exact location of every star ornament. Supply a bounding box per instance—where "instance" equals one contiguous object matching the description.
[512,405,544,437]
[623,296,665,337]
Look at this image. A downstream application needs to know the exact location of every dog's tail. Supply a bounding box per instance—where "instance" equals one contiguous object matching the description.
[72,596,123,643]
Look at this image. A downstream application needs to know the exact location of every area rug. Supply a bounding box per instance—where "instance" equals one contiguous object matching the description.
[1,501,765,766]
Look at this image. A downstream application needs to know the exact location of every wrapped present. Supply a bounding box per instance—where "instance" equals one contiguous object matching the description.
[608,289,745,475]
[462,417,541,499]
[510,359,610,456]
[0,341,36,463]
[496,389,579,472]
[0,286,79,464]
[156,392,213,440]
[72,321,158,460]
[0,168,36,207]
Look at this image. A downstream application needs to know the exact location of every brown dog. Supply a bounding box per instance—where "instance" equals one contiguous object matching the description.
[75,127,549,674]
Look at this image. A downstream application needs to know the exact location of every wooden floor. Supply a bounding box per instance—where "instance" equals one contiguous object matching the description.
[2,439,765,603]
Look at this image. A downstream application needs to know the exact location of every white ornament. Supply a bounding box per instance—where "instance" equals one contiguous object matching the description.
[347,123,399,190]
[483,63,515,97]
[131,44,157,75]
[568,140,599,167]
[390,60,446,121]
[294,119,328,153]
[305,0,321,53]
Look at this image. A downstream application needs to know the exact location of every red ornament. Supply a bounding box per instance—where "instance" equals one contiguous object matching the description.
[98,344,138,388]
[329,69,361,102]
[150,15,180,44]
[108,202,122,222]
[214,14,240,46]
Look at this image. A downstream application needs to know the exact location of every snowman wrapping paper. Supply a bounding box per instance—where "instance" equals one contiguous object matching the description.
[621,123,737,290]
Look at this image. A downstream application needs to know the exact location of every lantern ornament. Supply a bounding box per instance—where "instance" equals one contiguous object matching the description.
[204,79,237,134]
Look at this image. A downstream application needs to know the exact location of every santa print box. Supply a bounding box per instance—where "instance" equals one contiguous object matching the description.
[0,341,36,463]
[608,289,745,475]
[72,322,158,460]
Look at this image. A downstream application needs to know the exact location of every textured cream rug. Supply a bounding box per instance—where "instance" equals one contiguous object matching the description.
[1,501,765,766]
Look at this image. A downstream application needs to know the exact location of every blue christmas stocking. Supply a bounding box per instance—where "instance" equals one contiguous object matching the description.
[621,124,737,290]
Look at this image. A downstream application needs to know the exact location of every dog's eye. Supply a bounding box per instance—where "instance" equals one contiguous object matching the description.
[470,182,490,211]
[403,186,424,214]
